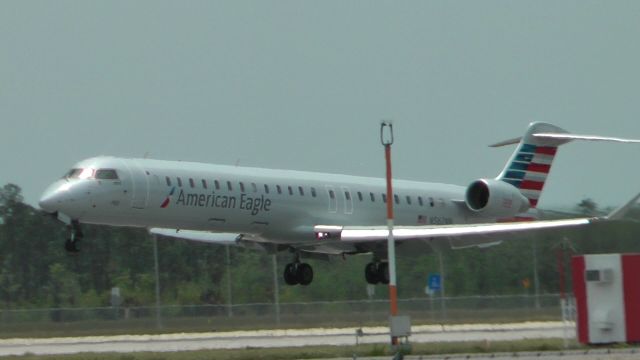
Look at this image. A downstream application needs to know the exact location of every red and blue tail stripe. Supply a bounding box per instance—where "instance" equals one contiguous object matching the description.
[499,144,558,208]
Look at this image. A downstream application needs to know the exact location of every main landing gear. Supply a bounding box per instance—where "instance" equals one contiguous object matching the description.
[283,262,314,286]
[365,261,390,285]
[65,221,83,253]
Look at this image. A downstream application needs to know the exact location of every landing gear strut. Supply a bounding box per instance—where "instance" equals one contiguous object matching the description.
[65,221,83,253]
[283,262,314,286]
[365,261,389,285]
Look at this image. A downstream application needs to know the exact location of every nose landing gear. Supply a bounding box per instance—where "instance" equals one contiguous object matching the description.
[65,221,83,253]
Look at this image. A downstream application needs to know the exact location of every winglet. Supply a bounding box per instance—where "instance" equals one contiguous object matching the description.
[606,192,640,220]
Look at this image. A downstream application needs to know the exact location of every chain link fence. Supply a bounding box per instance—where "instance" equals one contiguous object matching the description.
[0,294,565,337]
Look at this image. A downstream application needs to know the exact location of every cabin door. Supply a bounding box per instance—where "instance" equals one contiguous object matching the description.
[122,160,149,209]
[325,185,337,213]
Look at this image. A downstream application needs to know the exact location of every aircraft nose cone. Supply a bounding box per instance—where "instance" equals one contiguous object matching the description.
[39,181,68,213]
[38,193,58,213]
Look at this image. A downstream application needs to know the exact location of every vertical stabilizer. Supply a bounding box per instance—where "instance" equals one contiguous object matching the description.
[496,122,571,208]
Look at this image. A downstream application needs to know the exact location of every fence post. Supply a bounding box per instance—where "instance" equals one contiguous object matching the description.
[226,245,233,318]
[437,250,447,321]
[153,234,162,329]
[272,254,281,326]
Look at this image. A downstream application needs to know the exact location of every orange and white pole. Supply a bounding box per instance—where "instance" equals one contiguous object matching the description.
[381,122,398,345]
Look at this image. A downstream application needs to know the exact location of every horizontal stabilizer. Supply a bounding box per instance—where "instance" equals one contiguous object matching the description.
[533,133,640,144]
[149,228,242,245]
[490,127,640,148]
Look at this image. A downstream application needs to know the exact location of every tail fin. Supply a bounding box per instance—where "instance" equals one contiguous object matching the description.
[495,122,571,208]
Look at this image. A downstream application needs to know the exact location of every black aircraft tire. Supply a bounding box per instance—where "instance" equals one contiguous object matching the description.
[365,262,380,284]
[65,239,80,253]
[64,239,74,253]
[283,263,299,285]
[297,263,313,286]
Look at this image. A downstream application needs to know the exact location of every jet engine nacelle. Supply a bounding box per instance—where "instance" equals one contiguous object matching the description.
[465,179,530,218]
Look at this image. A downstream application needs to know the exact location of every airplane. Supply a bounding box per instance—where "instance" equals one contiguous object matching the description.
[38,122,640,286]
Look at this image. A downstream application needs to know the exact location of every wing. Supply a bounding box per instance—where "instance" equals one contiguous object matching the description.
[314,218,594,243]
[150,228,283,253]
[149,228,243,244]
[149,227,349,259]
[315,192,640,244]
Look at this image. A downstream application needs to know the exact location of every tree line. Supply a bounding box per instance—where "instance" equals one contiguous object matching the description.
[1,183,640,309]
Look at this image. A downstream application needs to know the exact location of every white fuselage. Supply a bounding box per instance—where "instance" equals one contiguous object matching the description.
[40,156,490,253]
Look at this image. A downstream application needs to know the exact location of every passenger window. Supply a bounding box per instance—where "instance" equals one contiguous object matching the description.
[329,190,335,199]
[165,176,171,186]
[394,194,400,204]
[311,187,317,197]
[370,192,375,202]
[357,192,363,201]
[298,186,304,196]
[418,196,424,206]
[345,191,351,200]
[406,196,412,205]
[429,197,435,207]
[252,183,257,192]
[177,178,183,187]
[276,185,282,194]
[202,179,207,189]
[227,181,233,191]
[264,184,270,194]
[189,178,195,188]
[288,186,293,195]
[214,180,220,190]
[95,169,119,180]
[239,182,245,192]
[382,194,387,203]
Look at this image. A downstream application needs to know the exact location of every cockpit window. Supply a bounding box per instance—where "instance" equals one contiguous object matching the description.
[95,169,119,180]
[64,168,83,178]
[64,168,94,179]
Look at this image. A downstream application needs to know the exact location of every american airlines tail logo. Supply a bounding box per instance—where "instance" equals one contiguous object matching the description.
[160,187,176,208]
[500,143,557,208]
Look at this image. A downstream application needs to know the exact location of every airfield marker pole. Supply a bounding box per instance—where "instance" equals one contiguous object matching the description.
[381,122,398,345]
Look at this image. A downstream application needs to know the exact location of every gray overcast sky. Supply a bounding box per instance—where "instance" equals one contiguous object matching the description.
[1,1,639,209]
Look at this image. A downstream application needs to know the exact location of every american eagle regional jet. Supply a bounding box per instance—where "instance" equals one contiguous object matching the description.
[39,122,640,286]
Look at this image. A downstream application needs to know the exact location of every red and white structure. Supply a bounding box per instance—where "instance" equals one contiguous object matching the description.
[572,253,640,344]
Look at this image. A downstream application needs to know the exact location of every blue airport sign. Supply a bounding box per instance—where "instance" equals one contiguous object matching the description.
[428,274,441,291]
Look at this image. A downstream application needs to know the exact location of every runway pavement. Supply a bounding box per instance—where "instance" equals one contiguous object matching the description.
[310,349,640,360]
[0,321,574,356]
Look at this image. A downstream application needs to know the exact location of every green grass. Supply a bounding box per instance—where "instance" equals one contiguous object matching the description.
[3,339,585,360]
[0,307,562,339]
